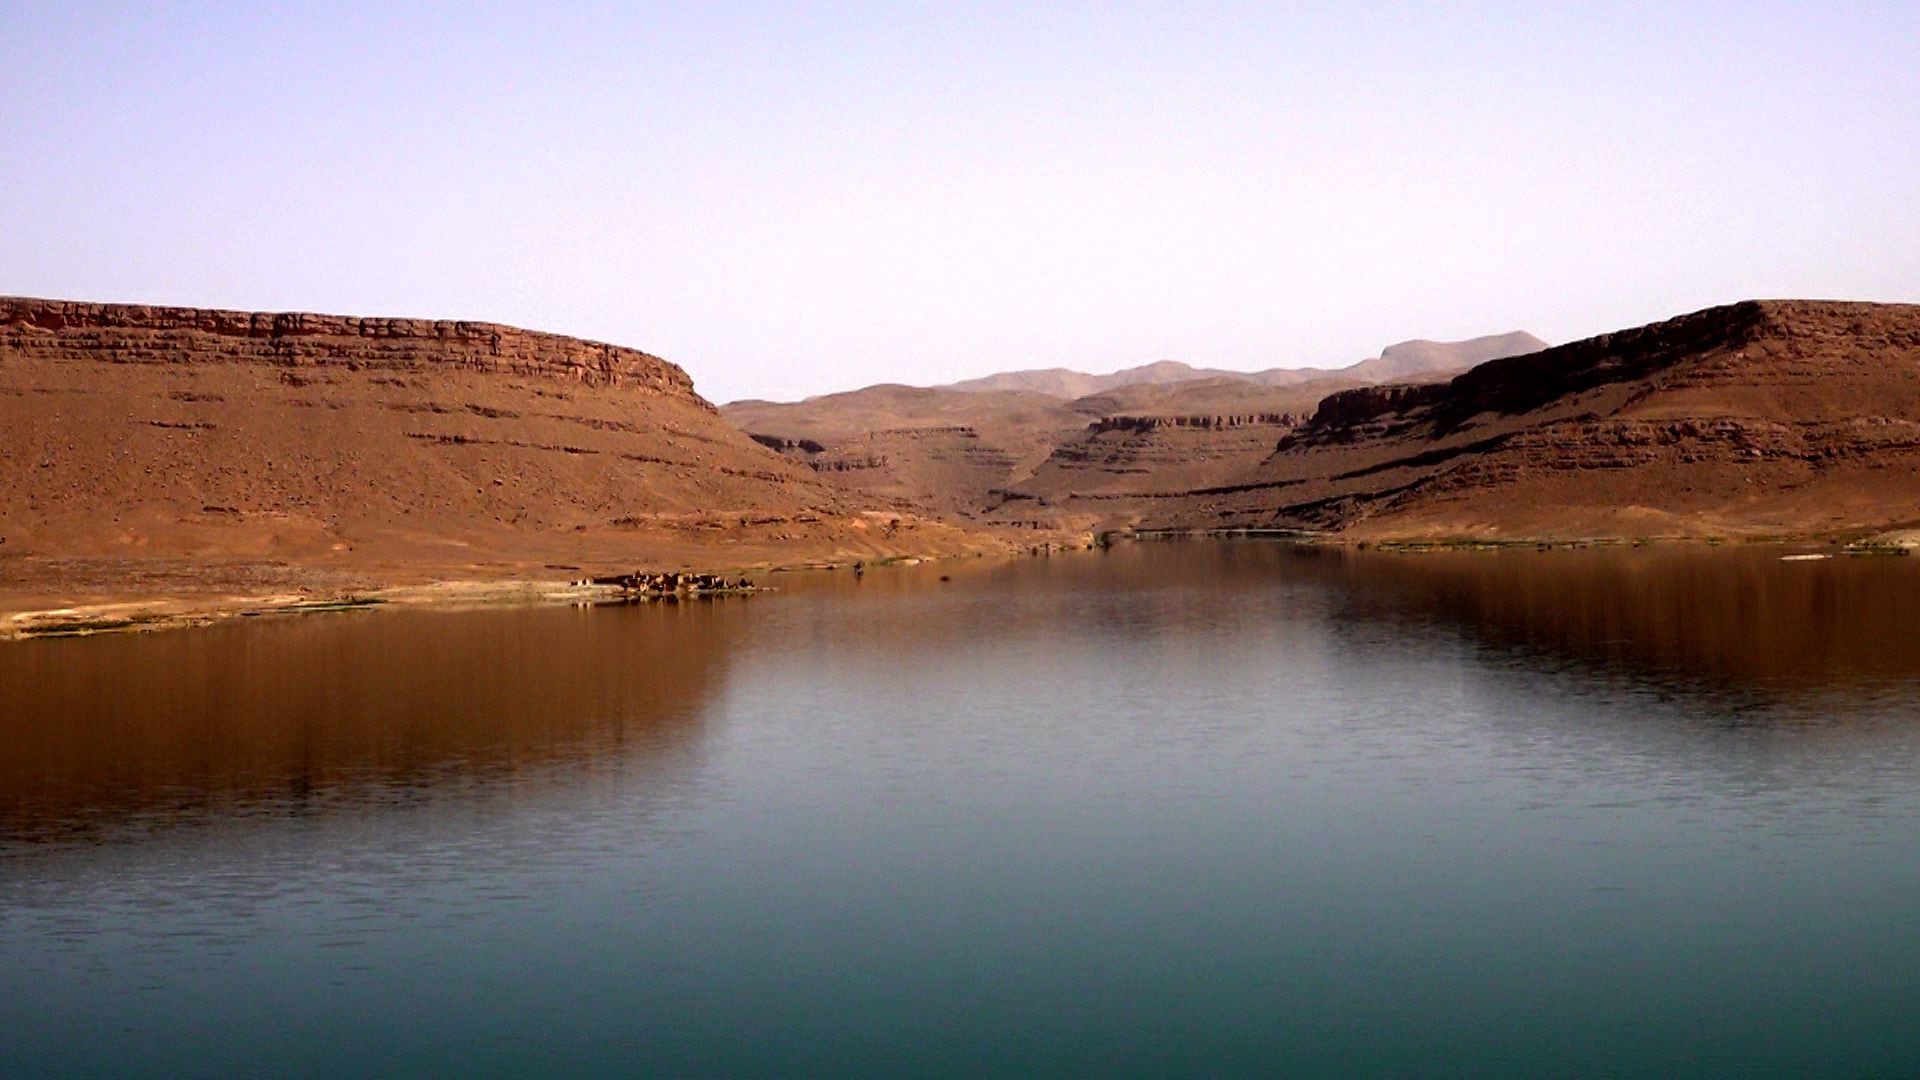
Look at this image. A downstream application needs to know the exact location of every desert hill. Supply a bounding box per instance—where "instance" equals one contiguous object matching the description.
[1063,376,1360,418]
[944,359,1231,399]
[722,332,1540,516]
[722,377,1342,516]
[1061,301,1920,539]
[721,384,1092,514]
[0,298,1002,609]
[989,378,1360,524]
[940,332,1546,397]
[12,295,1914,616]
[723,383,1083,449]
[1338,332,1549,384]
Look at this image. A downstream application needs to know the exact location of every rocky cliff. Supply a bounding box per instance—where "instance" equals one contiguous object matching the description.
[727,371,1375,517]
[0,297,1001,609]
[3,298,699,396]
[1164,301,1920,538]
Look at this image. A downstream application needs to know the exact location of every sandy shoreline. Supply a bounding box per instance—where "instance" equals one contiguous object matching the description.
[6,527,1913,643]
[0,539,1088,642]
[0,577,731,641]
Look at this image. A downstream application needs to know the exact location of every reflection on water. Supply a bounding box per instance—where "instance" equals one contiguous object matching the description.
[4,542,1920,1074]
[1306,543,1920,694]
[0,601,733,845]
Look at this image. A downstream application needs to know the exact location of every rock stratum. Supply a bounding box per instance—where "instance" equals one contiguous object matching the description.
[729,301,1920,542]
[8,295,1915,620]
[723,332,1540,520]
[1106,301,1920,539]
[0,297,1005,611]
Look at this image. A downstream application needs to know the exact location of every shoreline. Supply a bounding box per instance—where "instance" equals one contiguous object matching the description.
[0,546,1047,643]
[7,528,1916,643]
[5,572,781,643]
[1107,525,1920,552]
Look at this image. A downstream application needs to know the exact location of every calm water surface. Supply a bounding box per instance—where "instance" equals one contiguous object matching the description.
[5,542,1920,1075]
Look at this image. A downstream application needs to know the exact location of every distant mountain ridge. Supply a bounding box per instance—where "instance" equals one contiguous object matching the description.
[721,330,1546,517]
[937,331,1547,399]
[997,300,1920,540]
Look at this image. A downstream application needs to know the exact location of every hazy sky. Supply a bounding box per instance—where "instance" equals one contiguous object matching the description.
[4,3,1917,402]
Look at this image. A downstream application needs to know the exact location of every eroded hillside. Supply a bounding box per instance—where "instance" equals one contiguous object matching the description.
[0,298,1006,609]
[1152,301,1920,539]
[723,332,1539,518]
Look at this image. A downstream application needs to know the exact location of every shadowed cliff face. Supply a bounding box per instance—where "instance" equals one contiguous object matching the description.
[1143,300,1920,539]
[1300,302,1774,439]
[721,301,1920,539]
[764,301,1920,540]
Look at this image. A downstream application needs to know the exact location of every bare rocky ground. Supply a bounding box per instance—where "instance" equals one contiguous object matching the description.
[7,296,1918,639]
[725,303,1920,544]
[0,298,1053,634]
[1170,300,1920,541]
[721,334,1530,517]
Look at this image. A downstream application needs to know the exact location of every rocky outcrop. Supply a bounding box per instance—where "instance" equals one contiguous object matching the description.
[0,295,980,578]
[1088,412,1300,434]
[1160,300,1920,538]
[1421,301,1774,432]
[585,570,754,596]
[718,333,1543,519]
[1,297,699,399]
[1295,384,1446,434]
[812,456,888,473]
[749,432,828,454]
[1289,304,1781,446]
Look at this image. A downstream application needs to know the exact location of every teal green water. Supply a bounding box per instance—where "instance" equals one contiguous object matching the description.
[5,542,1920,1075]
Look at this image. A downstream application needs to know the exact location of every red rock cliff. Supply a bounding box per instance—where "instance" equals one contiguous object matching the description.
[1,297,701,401]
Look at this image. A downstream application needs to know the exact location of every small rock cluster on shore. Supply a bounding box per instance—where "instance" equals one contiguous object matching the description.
[577,571,755,597]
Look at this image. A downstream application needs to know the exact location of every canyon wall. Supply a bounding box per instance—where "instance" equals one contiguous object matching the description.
[1167,301,1920,538]
[3,298,698,396]
[0,298,1001,607]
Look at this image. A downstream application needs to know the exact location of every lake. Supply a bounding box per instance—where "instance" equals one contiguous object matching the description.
[5,541,1920,1075]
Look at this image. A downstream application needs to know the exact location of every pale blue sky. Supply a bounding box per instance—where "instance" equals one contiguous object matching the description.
[3,2,1916,402]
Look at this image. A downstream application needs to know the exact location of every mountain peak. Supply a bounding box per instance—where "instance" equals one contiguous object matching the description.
[932,332,1544,400]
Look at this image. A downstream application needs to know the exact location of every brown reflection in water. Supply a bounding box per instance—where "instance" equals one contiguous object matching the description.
[1301,545,1920,693]
[779,540,1920,697]
[8,544,1916,843]
[0,600,740,844]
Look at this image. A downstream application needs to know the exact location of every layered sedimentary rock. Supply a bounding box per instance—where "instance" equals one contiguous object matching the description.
[723,386,1090,515]
[1149,301,1920,538]
[996,412,1307,520]
[4,298,697,394]
[1087,412,1302,434]
[0,298,994,600]
[805,427,1031,515]
[719,331,1536,518]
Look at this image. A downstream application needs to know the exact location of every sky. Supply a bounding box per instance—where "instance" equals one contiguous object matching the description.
[3,3,1917,403]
